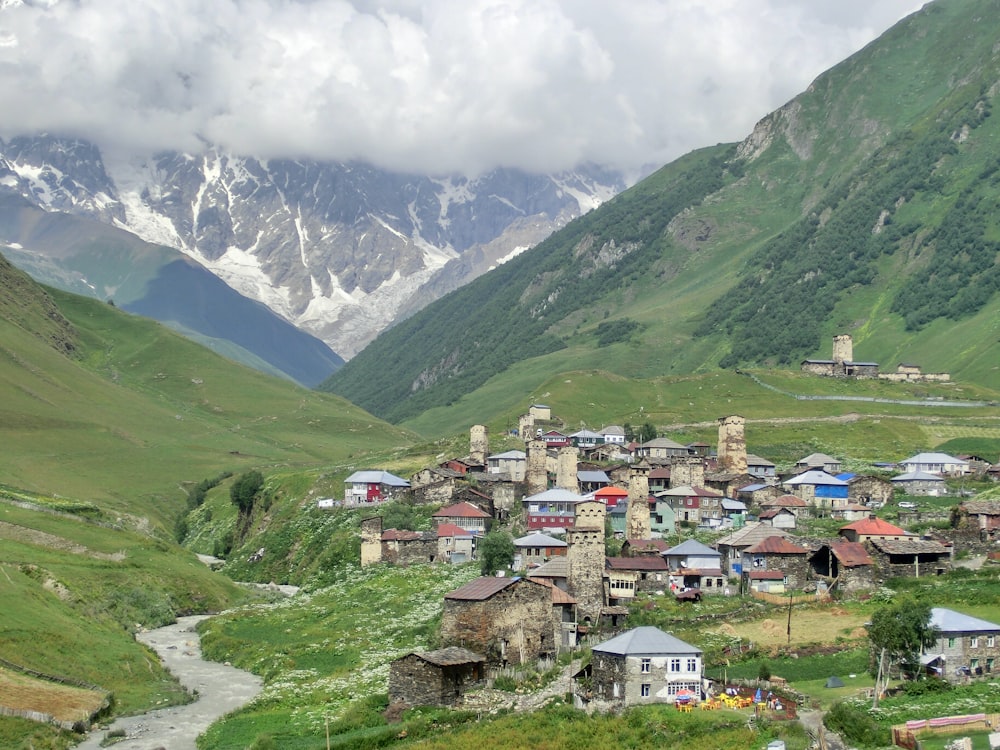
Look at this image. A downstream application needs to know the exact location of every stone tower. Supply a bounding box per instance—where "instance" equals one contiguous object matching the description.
[626,462,652,539]
[360,516,383,567]
[566,499,607,623]
[556,446,579,491]
[526,439,548,496]
[832,334,853,364]
[518,413,535,440]
[469,424,489,465]
[670,456,705,489]
[717,415,748,474]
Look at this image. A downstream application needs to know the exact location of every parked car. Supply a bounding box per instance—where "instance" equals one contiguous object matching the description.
[898,501,917,509]
[675,588,702,602]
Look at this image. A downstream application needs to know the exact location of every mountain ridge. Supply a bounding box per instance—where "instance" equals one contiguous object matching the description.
[322,0,1000,424]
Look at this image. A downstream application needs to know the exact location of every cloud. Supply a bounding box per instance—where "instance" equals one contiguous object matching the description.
[0,0,926,176]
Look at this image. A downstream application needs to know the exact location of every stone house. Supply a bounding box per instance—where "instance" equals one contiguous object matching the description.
[381,529,439,565]
[740,536,810,589]
[747,570,787,594]
[866,538,951,579]
[736,483,785,507]
[891,471,947,496]
[531,578,579,650]
[388,647,486,707]
[585,626,703,707]
[409,467,462,506]
[844,474,895,508]
[808,540,875,593]
[648,467,671,494]
[636,437,693,460]
[924,608,1000,681]
[529,403,551,421]
[440,576,555,666]
[953,500,1000,541]
[703,471,757,499]
[619,538,668,557]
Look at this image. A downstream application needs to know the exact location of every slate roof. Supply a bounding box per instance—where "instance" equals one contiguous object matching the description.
[796,452,839,466]
[592,626,701,656]
[530,577,577,605]
[664,539,721,557]
[641,437,690,450]
[962,500,1000,516]
[930,607,1000,634]
[722,499,747,512]
[743,536,808,555]
[759,508,793,520]
[868,538,950,555]
[408,647,486,667]
[382,529,434,541]
[746,454,776,467]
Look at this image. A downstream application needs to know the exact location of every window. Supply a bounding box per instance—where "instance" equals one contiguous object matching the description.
[948,637,956,648]
[989,636,996,648]
[641,658,651,674]
[988,658,995,672]
[670,658,681,672]
[972,637,979,648]
[641,683,651,697]
[687,658,698,672]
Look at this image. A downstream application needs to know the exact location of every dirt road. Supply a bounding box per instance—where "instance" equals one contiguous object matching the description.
[73,615,262,750]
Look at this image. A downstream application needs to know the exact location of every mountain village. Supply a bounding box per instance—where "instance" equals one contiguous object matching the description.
[321,390,1000,722]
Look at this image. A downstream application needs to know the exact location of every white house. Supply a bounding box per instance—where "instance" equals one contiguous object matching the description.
[898,453,970,477]
[487,450,527,481]
[586,626,703,706]
[343,470,410,505]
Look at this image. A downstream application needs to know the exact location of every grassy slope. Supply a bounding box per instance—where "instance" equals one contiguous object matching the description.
[325,0,1000,427]
[0,281,414,529]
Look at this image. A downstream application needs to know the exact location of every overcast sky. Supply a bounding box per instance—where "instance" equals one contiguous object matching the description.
[0,0,926,177]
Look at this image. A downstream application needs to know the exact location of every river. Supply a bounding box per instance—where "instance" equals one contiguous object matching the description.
[73,615,263,750]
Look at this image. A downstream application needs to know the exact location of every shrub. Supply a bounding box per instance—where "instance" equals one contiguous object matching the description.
[825,701,891,747]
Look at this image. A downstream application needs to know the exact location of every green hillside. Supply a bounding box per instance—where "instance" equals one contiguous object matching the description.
[323,0,1000,425]
[0,253,413,528]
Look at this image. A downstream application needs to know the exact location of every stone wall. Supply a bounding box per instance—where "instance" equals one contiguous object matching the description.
[717,415,747,474]
[469,424,489,465]
[388,653,483,706]
[385,535,438,565]
[440,580,554,666]
[361,517,383,567]
[526,439,548,496]
[557,446,579,491]
[670,457,705,489]
[567,526,606,624]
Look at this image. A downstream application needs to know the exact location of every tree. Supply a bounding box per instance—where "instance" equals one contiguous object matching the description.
[639,422,658,443]
[230,470,264,516]
[479,531,515,575]
[867,597,937,706]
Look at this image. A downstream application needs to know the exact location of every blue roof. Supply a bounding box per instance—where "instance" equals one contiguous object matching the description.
[836,472,857,481]
[738,483,768,492]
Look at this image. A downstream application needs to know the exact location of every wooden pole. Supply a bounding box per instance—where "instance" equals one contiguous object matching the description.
[787,592,793,644]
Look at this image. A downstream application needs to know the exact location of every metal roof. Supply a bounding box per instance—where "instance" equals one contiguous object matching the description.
[344,470,410,486]
[930,608,1000,634]
[445,576,540,601]
[839,516,906,536]
[784,470,848,486]
[433,501,491,518]
[578,470,610,483]
[593,626,701,656]
[664,539,720,557]
[606,556,668,571]
[513,532,567,547]
[828,540,874,567]
[891,471,944,482]
[489,450,526,460]
[901,452,966,465]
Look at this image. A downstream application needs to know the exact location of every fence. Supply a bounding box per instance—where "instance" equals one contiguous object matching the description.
[749,590,830,606]
[891,712,1000,748]
[0,657,111,730]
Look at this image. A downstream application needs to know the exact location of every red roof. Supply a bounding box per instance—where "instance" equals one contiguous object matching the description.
[595,486,629,499]
[749,571,786,580]
[433,501,491,519]
[839,516,906,536]
[759,508,793,519]
[744,536,808,555]
[437,523,473,538]
[531,577,577,605]
[830,540,874,567]
[381,529,427,541]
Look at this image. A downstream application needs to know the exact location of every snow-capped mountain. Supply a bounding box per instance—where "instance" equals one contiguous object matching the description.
[0,135,625,358]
